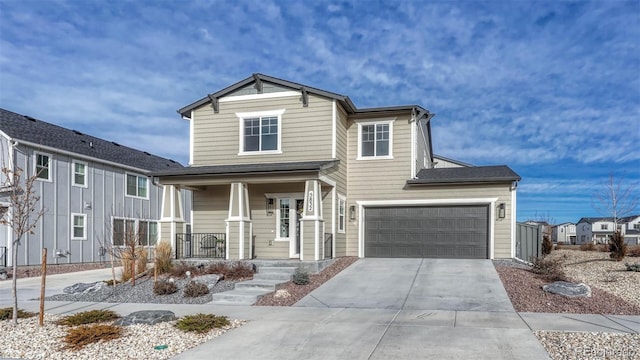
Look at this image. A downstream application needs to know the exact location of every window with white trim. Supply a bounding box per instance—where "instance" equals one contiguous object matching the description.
[72,160,87,187]
[278,199,291,238]
[112,218,158,246]
[35,153,51,180]
[126,174,148,198]
[357,119,394,159]
[71,213,87,240]
[601,224,608,230]
[634,224,640,230]
[338,195,346,233]
[237,109,285,154]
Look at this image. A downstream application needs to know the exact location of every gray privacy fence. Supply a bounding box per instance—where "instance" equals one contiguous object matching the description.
[515,222,542,263]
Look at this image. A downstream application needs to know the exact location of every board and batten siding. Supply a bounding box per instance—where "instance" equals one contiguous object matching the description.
[192,93,334,166]
[2,144,167,266]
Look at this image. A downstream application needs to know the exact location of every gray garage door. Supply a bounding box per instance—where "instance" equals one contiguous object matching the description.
[364,205,489,259]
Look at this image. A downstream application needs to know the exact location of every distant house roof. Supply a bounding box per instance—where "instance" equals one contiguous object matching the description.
[151,160,338,178]
[177,73,432,120]
[576,217,612,224]
[406,165,521,186]
[0,108,183,173]
[433,154,473,167]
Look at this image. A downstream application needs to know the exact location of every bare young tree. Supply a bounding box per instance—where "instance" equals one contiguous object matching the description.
[592,173,639,230]
[96,213,149,287]
[0,167,46,325]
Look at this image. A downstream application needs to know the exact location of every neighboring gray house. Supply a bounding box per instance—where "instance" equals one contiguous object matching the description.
[0,108,191,266]
[551,222,576,244]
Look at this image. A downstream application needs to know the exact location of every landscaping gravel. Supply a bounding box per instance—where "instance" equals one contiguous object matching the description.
[0,313,245,360]
[45,275,239,304]
[536,331,639,360]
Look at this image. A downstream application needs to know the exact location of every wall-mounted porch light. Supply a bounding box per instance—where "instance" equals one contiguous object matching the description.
[266,198,275,216]
[498,203,506,219]
[349,205,356,221]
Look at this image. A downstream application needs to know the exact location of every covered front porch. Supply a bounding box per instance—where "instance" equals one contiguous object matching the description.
[153,161,339,262]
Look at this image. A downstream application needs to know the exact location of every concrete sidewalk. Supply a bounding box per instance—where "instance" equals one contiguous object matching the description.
[2,266,638,360]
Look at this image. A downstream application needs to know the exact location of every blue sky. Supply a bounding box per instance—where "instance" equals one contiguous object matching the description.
[0,0,638,224]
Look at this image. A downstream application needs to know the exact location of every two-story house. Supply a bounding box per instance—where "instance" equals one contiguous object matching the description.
[620,215,640,245]
[0,108,191,267]
[551,222,576,244]
[153,74,520,263]
[576,217,619,244]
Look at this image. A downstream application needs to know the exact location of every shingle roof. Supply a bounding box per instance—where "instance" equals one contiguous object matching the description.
[0,108,183,172]
[151,160,339,177]
[178,73,431,120]
[406,165,521,186]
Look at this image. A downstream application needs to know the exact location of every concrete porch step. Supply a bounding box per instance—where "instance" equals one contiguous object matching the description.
[256,266,298,274]
[234,279,283,291]
[253,272,293,281]
[209,289,271,306]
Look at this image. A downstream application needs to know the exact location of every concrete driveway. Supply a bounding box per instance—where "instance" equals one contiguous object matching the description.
[174,258,550,359]
[294,258,515,311]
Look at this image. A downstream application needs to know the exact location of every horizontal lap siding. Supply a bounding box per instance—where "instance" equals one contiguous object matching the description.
[193,94,333,166]
[346,114,514,259]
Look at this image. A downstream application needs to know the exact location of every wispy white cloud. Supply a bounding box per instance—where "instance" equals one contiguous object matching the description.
[0,0,638,223]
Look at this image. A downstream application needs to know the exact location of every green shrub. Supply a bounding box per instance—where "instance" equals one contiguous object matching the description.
[541,235,553,256]
[609,231,627,261]
[55,309,119,327]
[63,324,123,350]
[155,241,173,274]
[153,280,178,295]
[0,308,36,321]
[292,269,310,285]
[175,313,230,333]
[183,281,209,298]
[625,263,640,272]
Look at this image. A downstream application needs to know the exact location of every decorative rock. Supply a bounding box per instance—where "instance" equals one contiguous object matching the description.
[63,281,106,295]
[114,310,176,326]
[197,274,221,290]
[543,281,591,298]
[0,268,7,280]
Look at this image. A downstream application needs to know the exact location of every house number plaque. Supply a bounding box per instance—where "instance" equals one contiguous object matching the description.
[307,191,314,212]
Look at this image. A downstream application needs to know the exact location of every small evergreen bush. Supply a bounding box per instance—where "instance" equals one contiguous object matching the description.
[63,324,123,350]
[183,281,210,297]
[153,280,178,295]
[609,231,627,261]
[56,309,119,327]
[0,308,36,321]
[175,313,230,333]
[625,263,640,272]
[292,269,310,285]
[541,235,553,256]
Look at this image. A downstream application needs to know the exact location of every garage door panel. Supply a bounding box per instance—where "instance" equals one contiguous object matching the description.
[364,205,489,259]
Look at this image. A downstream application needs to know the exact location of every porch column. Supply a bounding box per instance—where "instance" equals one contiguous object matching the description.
[159,185,185,254]
[300,180,324,261]
[226,182,252,260]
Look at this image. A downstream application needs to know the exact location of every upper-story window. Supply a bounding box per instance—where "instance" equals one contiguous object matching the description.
[72,160,88,187]
[357,119,394,159]
[338,195,346,234]
[600,224,608,230]
[126,174,148,199]
[634,224,640,230]
[237,109,285,155]
[35,152,51,181]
